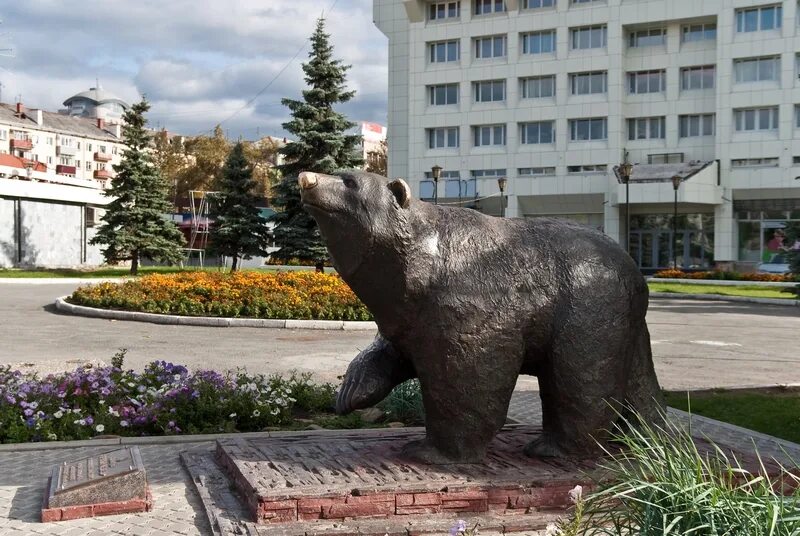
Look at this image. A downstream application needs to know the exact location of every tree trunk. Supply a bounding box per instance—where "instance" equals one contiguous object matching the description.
[231,255,239,272]
[130,251,139,276]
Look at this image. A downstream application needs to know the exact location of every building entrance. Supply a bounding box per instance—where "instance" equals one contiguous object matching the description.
[629,214,714,271]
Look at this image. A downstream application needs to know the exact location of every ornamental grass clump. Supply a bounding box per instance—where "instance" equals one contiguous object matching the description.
[68,270,372,321]
[575,410,800,535]
[0,352,336,444]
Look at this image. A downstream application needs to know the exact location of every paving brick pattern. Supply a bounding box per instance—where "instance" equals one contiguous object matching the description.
[0,442,211,535]
[215,427,596,526]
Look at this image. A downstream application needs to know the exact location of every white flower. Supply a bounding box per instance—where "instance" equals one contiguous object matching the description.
[53,410,63,419]
[72,408,81,414]
[127,382,135,387]
[252,410,261,417]
[229,413,237,418]
[568,485,583,505]
[108,407,119,417]
[270,408,280,416]
[95,424,105,433]
[74,419,86,426]
[545,523,561,536]
[173,374,181,381]
[120,420,129,427]
[47,433,58,440]
[99,400,105,405]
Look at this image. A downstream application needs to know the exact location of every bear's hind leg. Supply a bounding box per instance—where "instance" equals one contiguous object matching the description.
[525,318,631,458]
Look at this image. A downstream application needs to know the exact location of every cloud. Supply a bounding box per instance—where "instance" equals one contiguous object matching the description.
[0,0,388,139]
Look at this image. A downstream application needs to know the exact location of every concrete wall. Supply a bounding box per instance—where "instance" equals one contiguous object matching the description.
[0,197,106,268]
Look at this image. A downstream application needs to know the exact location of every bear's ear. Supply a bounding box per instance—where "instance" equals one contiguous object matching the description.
[388,178,411,209]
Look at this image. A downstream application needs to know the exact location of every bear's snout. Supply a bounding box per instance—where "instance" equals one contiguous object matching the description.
[298,172,319,190]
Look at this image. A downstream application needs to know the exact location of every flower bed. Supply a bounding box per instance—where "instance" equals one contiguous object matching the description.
[0,353,344,444]
[653,269,798,283]
[68,271,373,321]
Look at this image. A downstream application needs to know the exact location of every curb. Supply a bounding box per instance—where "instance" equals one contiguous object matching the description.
[54,297,378,330]
[647,277,798,288]
[650,292,799,307]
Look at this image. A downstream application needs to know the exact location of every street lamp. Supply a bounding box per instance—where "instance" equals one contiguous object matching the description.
[671,175,682,270]
[497,176,508,218]
[618,160,634,254]
[431,165,442,205]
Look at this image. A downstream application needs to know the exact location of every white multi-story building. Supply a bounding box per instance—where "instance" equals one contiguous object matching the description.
[374,0,800,271]
[0,97,127,187]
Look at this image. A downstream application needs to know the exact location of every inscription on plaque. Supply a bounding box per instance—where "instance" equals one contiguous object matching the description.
[56,448,137,493]
[46,446,147,509]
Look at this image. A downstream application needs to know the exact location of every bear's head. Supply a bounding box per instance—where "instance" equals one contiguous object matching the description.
[298,170,413,278]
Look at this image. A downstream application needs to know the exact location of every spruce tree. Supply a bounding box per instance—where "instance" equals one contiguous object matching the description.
[90,98,185,275]
[272,17,363,263]
[207,142,271,272]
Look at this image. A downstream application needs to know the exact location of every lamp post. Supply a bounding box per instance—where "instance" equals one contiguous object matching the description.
[431,165,442,205]
[619,160,634,254]
[671,175,681,270]
[497,176,508,218]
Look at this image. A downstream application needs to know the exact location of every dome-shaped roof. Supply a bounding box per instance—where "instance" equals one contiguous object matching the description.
[63,87,130,109]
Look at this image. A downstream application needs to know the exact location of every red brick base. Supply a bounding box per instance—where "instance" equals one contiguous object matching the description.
[41,481,153,523]
[215,427,596,525]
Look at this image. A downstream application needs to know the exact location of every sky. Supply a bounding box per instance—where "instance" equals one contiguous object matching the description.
[0,0,388,140]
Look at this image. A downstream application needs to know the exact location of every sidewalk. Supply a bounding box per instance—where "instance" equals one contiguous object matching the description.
[1,393,798,535]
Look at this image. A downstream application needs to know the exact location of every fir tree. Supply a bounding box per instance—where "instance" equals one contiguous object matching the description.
[271,17,363,263]
[90,98,185,275]
[207,142,271,272]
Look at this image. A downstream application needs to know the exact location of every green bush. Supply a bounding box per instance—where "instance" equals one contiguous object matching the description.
[379,379,425,424]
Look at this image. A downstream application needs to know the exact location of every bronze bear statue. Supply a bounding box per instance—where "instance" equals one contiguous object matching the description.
[298,170,662,464]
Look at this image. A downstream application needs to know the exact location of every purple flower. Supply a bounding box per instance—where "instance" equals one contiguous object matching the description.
[85,416,94,426]
[23,408,34,417]
[4,394,14,404]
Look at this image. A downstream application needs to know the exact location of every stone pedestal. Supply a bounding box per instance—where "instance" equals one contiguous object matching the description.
[215,426,596,530]
[41,446,152,522]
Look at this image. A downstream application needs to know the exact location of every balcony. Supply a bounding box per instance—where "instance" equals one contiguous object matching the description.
[94,169,112,180]
[10,138,33,151]
[94,152,112,162]
[57,145,77,157]
[56,165,77,175]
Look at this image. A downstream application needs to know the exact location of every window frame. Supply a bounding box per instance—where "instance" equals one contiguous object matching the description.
[735,5,783,33]
[628,70,667,94]
[570,25,607,50]
[472,124,507,147]
[521,30,557,55]
[733,56,781,83]
[519,121,556,145]
[569,118,608,142]
[474,80,506,103]
[569,70,608,95]
[520,75,556,99]
[428,83,459,106]
[627,117,666,141]
[428,40,461,63]
[682,23,717,42]
[678,114,716,138]
[628,28,667,48]
[474,35,507,59]
[680,65,716,90]
[428,1,461,21]
[427,127,460,149]
[733,107,780,132]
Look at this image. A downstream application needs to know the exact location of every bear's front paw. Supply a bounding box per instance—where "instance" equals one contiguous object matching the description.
[523,434,569,458]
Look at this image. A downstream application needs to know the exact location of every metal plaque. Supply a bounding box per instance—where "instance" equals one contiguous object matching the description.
[52,447,143,495]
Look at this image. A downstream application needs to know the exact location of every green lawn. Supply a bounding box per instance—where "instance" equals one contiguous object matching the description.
[649,282,797,300]
[665,390,800,444]
[0,266,227,278]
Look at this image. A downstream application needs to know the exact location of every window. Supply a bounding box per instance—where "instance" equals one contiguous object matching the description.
[421,171,459,199]
[75,160,81,169]
[734,107,779,131]
[88,143,93,151]
[521,75,555,99]
[732,158,779,167]
[682,23,717,42]
[471,169,506,179]
[629,28,666,48]
[46,156,52,164]
[736,5,782,33]
[796,105,800,127]
[628,117,666,140]
[429,1,460,20]
[46,137,53,145]
[518,167,556,176]
[427,127,460,148]
[679,114,715,137]
[570,71,607,95]
[520,121,555,144]
[473,124,507,147]
[429,40,460,63]
[734,56,780,83]
[567,164,607,173]
[571,25,607,50]
[99,145,107,153]
[58,156,71,165]
[628,70,666,94]
[474,80,506,102]
[112,146,118,155]
[474,35,507,59]
[571,0,603,4]
[569,118,607,141]
[429,84,459,105]
[522,0,554,8]
[0,129,6,140]
[85,161,92,170]
[474,0,505,15]
[681,65,716,90]
[521,30,556,55]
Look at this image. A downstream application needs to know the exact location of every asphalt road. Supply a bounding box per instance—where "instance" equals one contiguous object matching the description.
[1,282,798,390]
